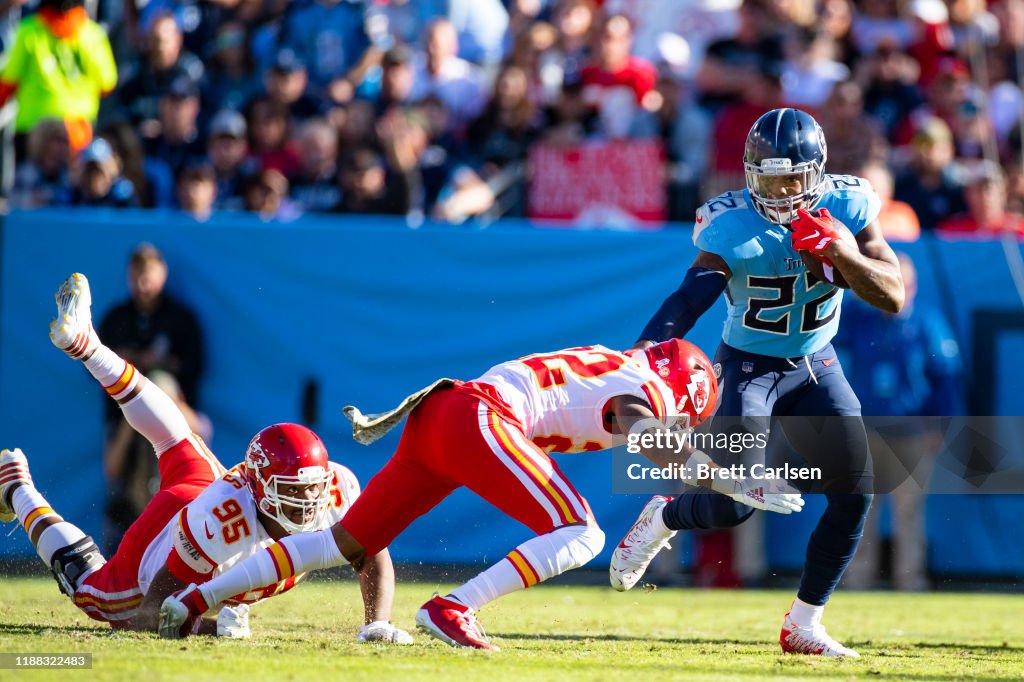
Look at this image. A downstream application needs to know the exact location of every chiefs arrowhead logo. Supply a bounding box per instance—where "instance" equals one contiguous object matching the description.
[247,440,271,468]
[686,369,710,414]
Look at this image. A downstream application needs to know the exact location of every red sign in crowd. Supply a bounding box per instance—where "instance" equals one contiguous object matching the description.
[528,140,667,226]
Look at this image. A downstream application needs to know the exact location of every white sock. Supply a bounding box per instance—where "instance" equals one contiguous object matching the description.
[11,486,86,565]
[119,382,191,455]
[82,344,190,455]
[449,556,523,611]
[83,343,131,390]
[652,507,671,536]
[789,597,825,628]
[199,529,344,606]
[450,525,605,611]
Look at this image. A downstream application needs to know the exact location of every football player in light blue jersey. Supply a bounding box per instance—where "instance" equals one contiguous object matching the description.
[610,108,905,657]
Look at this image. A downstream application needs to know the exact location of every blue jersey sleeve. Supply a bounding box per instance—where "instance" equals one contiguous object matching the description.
[816,175,881,235]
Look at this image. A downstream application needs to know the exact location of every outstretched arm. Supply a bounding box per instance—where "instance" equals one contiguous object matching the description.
[607,395,803,514]
[133,565,216,635]
[354,549,413,643]
[358,549,396,624]
[634,251,730,350]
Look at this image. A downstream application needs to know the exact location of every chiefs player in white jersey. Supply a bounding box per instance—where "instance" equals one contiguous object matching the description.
[161,341,803,648]
[0,273,411,643]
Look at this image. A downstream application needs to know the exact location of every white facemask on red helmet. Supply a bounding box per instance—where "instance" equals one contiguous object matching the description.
[245,423,333,534]
[642,339,718,427]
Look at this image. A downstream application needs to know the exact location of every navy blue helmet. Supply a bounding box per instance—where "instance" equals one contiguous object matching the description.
[743,108,828,225]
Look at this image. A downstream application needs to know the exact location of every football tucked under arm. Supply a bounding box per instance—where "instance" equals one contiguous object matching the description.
[791,208,855,288]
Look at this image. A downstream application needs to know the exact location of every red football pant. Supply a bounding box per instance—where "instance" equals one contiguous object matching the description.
[74,435,224,624]
[342,384,593,556]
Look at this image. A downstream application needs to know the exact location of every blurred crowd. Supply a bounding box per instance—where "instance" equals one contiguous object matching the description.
[2,0,1023,235]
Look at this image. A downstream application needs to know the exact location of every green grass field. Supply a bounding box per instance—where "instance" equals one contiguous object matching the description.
[0,576,1021,681]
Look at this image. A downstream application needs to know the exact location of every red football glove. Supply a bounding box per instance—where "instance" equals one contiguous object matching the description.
[790,208,842,263]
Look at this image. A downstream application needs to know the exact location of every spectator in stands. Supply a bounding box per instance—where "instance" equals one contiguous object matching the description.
[893,117,966,229]
[202,20,260,114]
[291,118,341,213]
[0,0,117,154]
[278,0,382,105]
[446,0,509,66]
[861,159,921,241]
[100,120,174,209]
[850,0,914,56]
[375,44,415,115]
[509,21,561,110]
[334,146,411,216]
[9,119,70,209]
[207,109,250,211]
[243,168,295,220]
[783,28,849,108]
[97,243,204,552]
[145,77,205,179]
[117,11,204,137]
[947,0,999,61]
[246,96,301,179]
[630,60,712,221]
[838,253,962,591]
[816,79,889,176]
[581,14,656,138]
[937,160,1024,236]
[62,138,137,208]
[818,0,857,66]
[263,47,327,124]
[897,57,973,147]
[467,64,540,176]
[542,80,598,147]
[857,40,923,143]
[708,65,784,198]
[551,0,596,88]
[335,98,380,152]
[696,0,786,112]
[176,161,217,221]
[408,18,487,133]
[138,0,238,62]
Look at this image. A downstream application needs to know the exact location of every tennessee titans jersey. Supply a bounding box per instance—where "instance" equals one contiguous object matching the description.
[693,174,880,358]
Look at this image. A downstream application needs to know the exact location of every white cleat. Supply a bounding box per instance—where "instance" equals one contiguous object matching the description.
[780,611,861,657]
[0,448,32,522]
[609,495,677,592]
[49,273,96,359]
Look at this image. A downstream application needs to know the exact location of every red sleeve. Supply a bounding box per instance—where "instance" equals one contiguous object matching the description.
[165,547,214,585]
[0,81,17,108]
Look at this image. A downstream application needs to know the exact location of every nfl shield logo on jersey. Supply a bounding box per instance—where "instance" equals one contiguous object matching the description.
[742,361,754,374]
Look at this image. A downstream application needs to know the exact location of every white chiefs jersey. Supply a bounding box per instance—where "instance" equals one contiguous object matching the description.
[474,345,677,453]
[138,461,359,604]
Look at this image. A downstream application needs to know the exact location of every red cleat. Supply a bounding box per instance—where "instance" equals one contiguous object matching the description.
[415,595,499,650]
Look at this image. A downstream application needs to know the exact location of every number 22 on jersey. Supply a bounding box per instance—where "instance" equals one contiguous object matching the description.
[519,347,626,389]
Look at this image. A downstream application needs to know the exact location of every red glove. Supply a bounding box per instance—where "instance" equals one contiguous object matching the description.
[790,208,843,263]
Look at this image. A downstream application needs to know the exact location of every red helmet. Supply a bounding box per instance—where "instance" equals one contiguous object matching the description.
[245,423,333,534]
[643,340,718,427]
